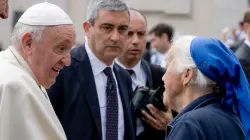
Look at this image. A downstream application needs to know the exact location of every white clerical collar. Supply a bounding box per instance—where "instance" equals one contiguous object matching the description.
[9,46,40,86]
[244,40,250,49]
[85,43,115,76]
[115,59,142,76]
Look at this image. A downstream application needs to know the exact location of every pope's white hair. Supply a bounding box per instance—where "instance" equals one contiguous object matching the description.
[10,22,45,47]
[87,0,130,25]
[169,35,216,90]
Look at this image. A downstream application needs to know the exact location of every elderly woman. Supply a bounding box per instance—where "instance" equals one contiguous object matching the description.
[162,36,250,140]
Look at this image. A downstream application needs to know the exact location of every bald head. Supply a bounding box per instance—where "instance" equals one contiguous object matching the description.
[0,0,8,19]
[117,8,147,68]
[128,9,147,35]
[130,8,147,26]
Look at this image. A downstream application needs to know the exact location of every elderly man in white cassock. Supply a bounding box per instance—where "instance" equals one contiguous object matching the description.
[0,2,76,140]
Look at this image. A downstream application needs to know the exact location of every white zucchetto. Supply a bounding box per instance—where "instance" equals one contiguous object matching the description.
[18,2,73,26]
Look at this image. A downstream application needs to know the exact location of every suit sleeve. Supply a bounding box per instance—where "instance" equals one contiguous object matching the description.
[166,121,205,140]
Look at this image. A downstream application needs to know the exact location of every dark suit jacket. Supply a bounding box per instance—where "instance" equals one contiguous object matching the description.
[135,59,166,140]
[235,42,250,83]
[140,59,165,90]
[47,44,135,140]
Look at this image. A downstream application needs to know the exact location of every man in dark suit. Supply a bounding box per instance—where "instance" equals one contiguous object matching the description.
[235,8,250,83]
[47,0,135,140]
[116,9,173,140]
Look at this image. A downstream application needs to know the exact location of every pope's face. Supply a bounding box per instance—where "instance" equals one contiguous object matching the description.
[27,25,76,88]
[0,0,8,19]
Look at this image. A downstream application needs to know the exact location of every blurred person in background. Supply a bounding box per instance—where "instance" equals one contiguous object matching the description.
[149,23,174,68]
[221,27,235,48]
[0,0,9,51]
[230,21,246,52]
[235,8,250,83]
[162,36,249,140]
[0,0,8,19]
[116,9,173,140]
[233,21,246,42]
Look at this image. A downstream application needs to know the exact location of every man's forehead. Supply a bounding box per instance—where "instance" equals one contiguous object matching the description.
[128,26,146,33]
[130,10,147,24]
[43,25,76,40]
[129,21,146,31]
[44,25,75,33]
[96,9,129,24]
[98,8,129,15]
[129,18,146,31]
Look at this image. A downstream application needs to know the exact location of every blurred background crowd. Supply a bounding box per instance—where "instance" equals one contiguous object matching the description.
[1,0,250,139]
[0,0,249,53]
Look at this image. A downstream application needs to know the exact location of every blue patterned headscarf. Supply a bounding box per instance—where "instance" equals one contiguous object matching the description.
[190,37,250,138]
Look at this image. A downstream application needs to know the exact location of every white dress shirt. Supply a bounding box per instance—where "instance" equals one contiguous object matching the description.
[244,39,250,49]
[150,52,168,68]
[159,52,168,68]
[115,59,146,136]
[86,44,124,140]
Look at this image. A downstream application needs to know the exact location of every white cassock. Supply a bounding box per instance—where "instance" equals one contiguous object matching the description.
[0,46,67,140]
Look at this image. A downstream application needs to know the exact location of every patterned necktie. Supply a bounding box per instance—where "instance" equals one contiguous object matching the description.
[126,69,134,76]
[103,67,118,140]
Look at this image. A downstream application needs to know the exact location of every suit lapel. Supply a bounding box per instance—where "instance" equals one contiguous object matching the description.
[71,45,102,138]
[141,59,153,89]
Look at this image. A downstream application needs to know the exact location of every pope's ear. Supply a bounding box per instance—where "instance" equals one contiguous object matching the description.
[83,21,92,39]
[21,32,33,56]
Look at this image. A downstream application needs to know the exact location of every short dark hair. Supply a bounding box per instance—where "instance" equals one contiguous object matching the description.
[87,0,130,25]
[243,8,250,24]
[149,23,174,41]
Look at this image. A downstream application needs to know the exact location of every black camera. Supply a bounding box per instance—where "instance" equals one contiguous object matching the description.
[131,85,167,118]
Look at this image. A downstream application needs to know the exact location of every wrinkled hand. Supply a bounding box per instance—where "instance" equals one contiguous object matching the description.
[141,104,173,131]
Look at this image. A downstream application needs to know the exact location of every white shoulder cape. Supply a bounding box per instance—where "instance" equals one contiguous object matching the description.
[0,48,67,140]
